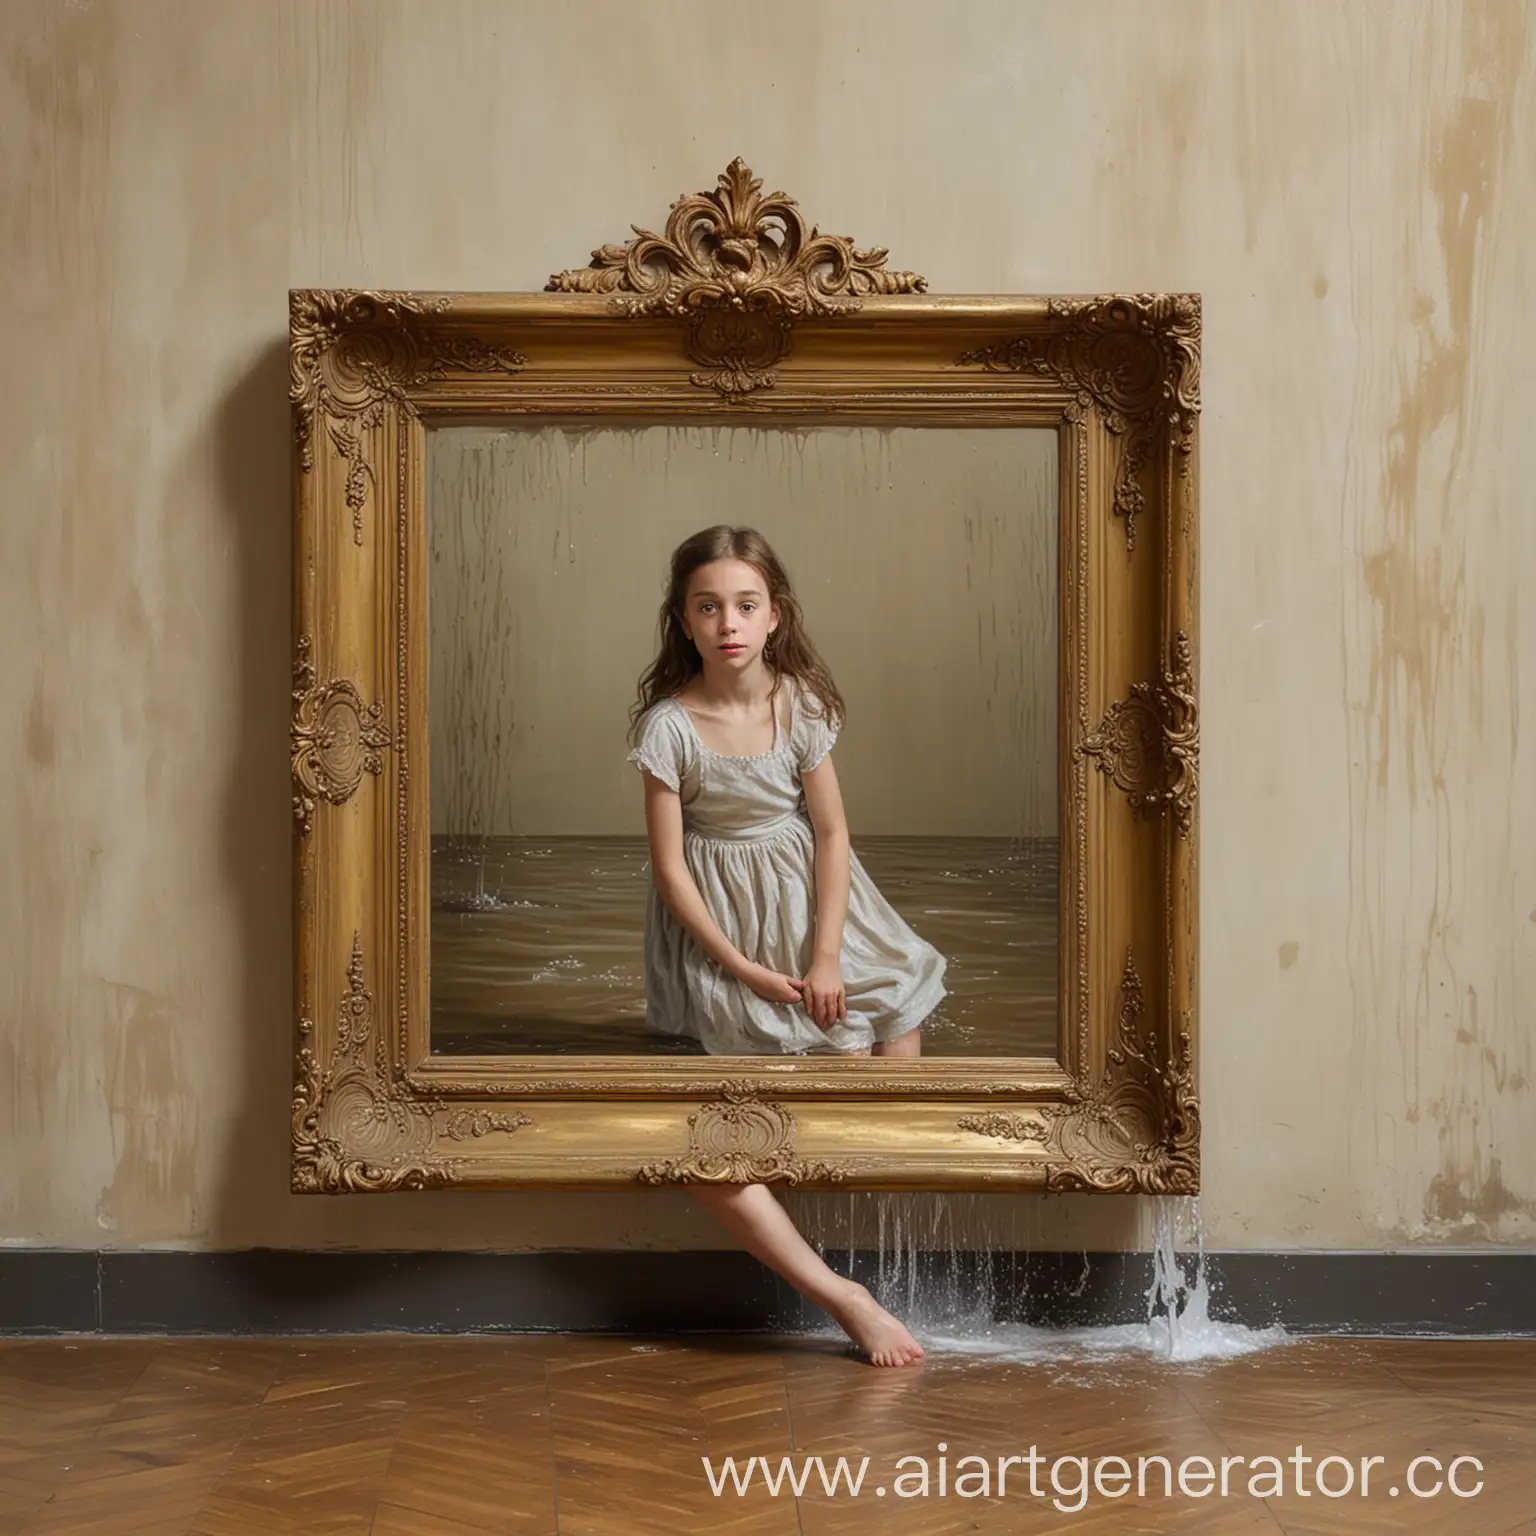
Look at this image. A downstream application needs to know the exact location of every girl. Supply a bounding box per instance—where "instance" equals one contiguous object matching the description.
[625,525,948,1367]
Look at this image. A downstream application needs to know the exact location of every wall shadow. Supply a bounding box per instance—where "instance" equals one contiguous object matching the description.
[210,337,298,1257]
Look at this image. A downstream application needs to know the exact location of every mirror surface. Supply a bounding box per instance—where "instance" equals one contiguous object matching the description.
[428,423,1059,1058]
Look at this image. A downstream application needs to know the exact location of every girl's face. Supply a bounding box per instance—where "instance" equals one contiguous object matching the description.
[680,558,780,673]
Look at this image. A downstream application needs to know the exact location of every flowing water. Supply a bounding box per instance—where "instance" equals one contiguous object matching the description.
[792,1194,1290,1367]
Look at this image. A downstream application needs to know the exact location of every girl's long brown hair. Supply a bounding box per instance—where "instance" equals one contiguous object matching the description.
[627,526,845,745]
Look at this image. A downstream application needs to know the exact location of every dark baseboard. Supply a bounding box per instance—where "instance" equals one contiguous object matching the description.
[1,1249,1532,1337]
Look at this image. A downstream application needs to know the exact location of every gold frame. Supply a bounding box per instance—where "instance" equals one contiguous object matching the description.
[290,159,1200,1193]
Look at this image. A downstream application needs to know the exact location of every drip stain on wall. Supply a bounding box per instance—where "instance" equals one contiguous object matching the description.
[95,983,200,1240]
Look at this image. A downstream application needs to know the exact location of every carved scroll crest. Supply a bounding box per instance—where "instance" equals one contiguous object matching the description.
[292,933,531,1193]
[289,289,525,543]
[957,1110,1052,1144]
[636,1079,849,1185]
[547,158,926,401]
[1042,951,1200,1194]
[1080,631,1198,837]
[291,635,392,836]
[957,293,1201,550]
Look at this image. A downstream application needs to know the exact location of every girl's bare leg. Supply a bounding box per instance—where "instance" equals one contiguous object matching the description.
[874,1027,921,1058]
[690,1182,924,1367]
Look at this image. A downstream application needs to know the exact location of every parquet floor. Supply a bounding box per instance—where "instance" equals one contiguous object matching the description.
[0,1334,1530,1534]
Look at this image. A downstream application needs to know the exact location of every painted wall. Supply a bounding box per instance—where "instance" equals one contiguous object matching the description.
[427,425,1060,839]
[3,0,1531,1253]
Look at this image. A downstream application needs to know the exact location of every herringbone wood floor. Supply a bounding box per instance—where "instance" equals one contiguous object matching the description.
[0,1335,1529,1534]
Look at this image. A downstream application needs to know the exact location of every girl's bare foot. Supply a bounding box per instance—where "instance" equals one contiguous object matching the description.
[685,1184,922,1368]
[824,1280,925,1367]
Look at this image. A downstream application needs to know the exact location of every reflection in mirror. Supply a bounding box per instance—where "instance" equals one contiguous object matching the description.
[428,424,1058,1058]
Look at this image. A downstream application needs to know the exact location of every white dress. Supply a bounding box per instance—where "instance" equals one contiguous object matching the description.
[626,679,948,1055]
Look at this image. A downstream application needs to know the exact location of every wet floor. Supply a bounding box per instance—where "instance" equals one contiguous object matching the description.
[431,834,1058,1057]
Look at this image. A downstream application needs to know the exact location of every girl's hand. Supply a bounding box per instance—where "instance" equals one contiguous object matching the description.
[802,957,847,1030]
[738,962,806,1006]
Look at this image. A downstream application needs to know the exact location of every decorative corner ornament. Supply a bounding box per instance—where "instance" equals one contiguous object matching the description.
[291,635,392,836]
[1079,631,1198,837]
[1043,951,1200,1194]
[546,158,927,401]
[957,293,1201,551]
[636,1079,850,1185]
[289,289,525,543]
[292,933,532,1193]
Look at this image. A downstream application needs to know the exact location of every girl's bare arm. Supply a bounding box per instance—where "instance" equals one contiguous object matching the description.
[641,772,755,978]
[801,753,851,963]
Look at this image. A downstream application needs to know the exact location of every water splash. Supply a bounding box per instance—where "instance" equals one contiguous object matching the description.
[798,1194,1288,1366]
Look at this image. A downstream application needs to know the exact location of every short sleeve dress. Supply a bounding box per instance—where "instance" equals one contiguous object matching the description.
[626,678,947,1055]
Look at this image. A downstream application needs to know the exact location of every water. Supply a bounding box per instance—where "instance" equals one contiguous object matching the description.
[797,1194,1290,1367]
[430,833,1058,1057]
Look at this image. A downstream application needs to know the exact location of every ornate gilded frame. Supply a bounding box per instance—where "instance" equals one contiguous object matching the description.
[290,160,1200,1193]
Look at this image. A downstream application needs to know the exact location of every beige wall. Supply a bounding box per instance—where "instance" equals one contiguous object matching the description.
[3,0,1532,1253]
[427,425,1059,839]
